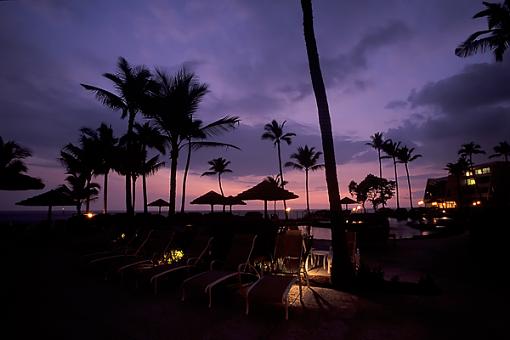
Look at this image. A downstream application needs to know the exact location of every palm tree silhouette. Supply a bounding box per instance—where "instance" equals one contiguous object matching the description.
[285,145,324,214]
[60,139,97,213]
[366,132,386,179]
[144,68,209,215]
[80,124,118,214]
[61,173,100,214]
[455,0,510,61]
[261,120,296,218]
[382,139,402,209]
[201,157,232,197]
[81,57,153,215]
[458,142,485,167]
[396,146,422,209]
[489,141,510,162]
[180,116,240,213]
[0,136,44,190]
[300,0,354,286]
[445,157,470,208]
[134,122,166,213]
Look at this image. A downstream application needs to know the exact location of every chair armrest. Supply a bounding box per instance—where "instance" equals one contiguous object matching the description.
[210,259,223,270]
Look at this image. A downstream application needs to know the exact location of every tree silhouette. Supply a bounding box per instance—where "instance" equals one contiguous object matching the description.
[61,173,99,214]
[180,116,240,213]
[489,141,510,162]
[458,142,485,167]
[0,136,44,190]
[445,157,470,208]
[349,175,395,212]
[81,57,153,215]
[455,0,510,61]
[285,145,324,215]
[397,146,422,209]
[366,132,386,179]
[382,139,402,209]
[144,68,209,215]
[134,122,166,213]
[262,120,296,218]
[80,124,118,214]
[201,157,232,197]
[300,0,354,286]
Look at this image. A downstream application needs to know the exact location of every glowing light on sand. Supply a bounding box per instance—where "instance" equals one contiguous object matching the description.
[85,212,95,219]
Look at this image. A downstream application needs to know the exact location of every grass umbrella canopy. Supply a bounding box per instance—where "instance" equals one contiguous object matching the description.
[148,198,170,214]
[0,173,44,191]
[224,196,246,206]
[190,190,229,212]
[15,187,77,221]
[340,196,358,210]
[236,179,298,218]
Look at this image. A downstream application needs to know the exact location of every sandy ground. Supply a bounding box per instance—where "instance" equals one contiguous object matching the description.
[4,230,508,340]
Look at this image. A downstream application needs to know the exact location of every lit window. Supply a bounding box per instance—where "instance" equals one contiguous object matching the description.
[482,167,491,174]
[467,178,476,186]
[465,171,473,176]
[475,169,482,175]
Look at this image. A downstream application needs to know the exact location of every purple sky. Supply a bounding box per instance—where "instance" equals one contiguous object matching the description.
[1,0,509,212]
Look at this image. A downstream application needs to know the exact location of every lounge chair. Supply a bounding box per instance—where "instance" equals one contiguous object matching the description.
[81,228,151,265]
[88,229,174,280]
[245,229,305,320]
[122,233,214,294]
[181,233,258,308]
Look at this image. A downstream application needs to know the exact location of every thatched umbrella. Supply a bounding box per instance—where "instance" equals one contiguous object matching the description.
[236,179,299,219]
[0,173,44,191]
[148,198,170,214]
[340,196,358,210]
[15,187,76,222]
[190,190,229,212]
[223,195,246,213]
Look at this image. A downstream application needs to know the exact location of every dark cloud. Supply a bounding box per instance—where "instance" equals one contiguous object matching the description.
[385,100,408,110]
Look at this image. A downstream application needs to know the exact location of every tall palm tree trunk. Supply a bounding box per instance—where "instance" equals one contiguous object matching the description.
[277,141,289,219]
[393,159,400,209]
[180,140,192,213]
[142,173,148,214]
[125,115,135,215]
[168,146,179,216]
[378,149,386,208]
[301,0,354,287]
[218,173,226,213]
[305,169,310,214]
[405,163,413,209]
[132,178,136,212]
[103,172,109,214]
[85,178,91,212]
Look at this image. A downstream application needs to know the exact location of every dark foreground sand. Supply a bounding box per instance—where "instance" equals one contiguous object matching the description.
[4,230,508,340]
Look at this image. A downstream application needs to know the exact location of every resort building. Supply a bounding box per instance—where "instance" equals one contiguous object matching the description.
[423,161,510,208]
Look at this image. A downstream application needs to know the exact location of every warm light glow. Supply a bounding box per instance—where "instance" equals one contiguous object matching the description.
[85,212,95,219]
[467,178,476,186]
[417,200,424,206]
[285,207,291,213]
[121,233,126,239]
[158,249,185,265]
[431,202,438,206]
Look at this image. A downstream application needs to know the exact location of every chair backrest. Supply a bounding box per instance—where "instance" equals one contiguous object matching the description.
[139,229,175,259]
[223,234,258,271]
[186,233,213,260]
[273,230,303,275]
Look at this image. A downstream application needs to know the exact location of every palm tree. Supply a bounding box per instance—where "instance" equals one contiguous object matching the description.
[262,120,296,218]
[80,124,118,214]
[458,142,486,167]
[131,150,165,213]
[366,132,386,179]
[134,122,166,213]
[445,157,470,208]
[201,157,232,197]
[144,68,209,215]
[396,146,422,209]
[81,57,153,215]
[0,136,44,190]
[61,173,100,214]
[285,145,324,214]
[455,0,510,61]
[60,141,97,213]
[489,141,510,162]
[300,0,354,286]
[382,139,402,209]
[180,116,240,213]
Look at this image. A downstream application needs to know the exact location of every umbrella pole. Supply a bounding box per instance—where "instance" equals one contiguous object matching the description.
[264,200,268,219]
[159,206,161,214]
[48,205,52,223]
[210,204,213,213]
